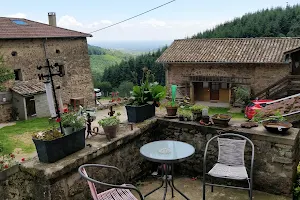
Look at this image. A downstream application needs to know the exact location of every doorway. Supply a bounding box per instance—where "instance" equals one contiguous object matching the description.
[210,82,219,100]
[26,96,36,117]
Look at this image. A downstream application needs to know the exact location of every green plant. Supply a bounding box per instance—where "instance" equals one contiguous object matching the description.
[164,101,179,108]
[32,129,63,141]
[253,110,286,122]
[98,113,121,127]
[178,108,193,119]
[130,68,166,106]
[191,104,209,113]
[233,86,251,105]
[61,112,85,130]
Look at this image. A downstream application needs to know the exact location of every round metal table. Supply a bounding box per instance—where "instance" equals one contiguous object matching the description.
[140,140,195,200]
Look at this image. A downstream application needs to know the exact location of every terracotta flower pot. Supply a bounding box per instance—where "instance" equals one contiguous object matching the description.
[166,106,178,116]
[102,124,119,140]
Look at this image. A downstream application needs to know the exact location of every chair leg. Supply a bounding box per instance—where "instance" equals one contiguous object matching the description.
[202,176,206,200]
[249,188,252,200]
[211,179,213,192]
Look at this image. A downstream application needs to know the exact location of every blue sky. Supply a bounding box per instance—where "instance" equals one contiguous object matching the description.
[1,0,299,43]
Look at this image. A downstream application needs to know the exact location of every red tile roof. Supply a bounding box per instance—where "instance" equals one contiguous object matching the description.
[0,17,92,39]
[157,38,300,63]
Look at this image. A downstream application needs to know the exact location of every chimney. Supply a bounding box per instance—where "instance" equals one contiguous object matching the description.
[48,12,56,26]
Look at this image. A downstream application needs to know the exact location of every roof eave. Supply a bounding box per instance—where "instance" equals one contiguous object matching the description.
[156,61,288,64]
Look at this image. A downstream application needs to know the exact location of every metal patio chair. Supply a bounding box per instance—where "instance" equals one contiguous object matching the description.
[78,164,144,200]
[203,133,254,200]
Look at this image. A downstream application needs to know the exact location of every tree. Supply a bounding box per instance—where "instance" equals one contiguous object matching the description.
[94,81,112,96]
[117,81,134,97]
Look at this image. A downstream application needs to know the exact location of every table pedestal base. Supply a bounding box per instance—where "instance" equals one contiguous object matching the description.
[145,164,190,200]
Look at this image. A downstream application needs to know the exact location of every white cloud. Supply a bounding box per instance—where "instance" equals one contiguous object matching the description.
[140,18,166,27]
[5,13,27,18]
[100,20,112,25]
[57,15,83,28]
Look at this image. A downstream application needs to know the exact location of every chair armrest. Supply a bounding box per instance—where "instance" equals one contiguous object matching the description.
[78,164,144,200]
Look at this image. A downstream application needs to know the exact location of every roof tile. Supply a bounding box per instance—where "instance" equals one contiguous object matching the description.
[0,17,91,39]
[157,38,300,63]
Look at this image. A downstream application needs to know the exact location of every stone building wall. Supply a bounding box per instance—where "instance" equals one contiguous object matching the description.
[0,38,94,107]
[167,63,290,96]
[0,103,12,122]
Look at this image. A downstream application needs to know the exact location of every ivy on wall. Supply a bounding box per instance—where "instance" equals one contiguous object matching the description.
[0,56,14,92]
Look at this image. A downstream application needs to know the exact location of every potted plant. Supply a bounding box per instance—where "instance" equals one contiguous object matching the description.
[32,118,86,163]
[98,113,121,140]
[61,112,85,135]
[211,114,232,127]
[191,104,209,121]
[254,111,292,134]
[182,109,193,121]
[165,85,178,116]
[0,144,22,181]
[126,68,166,123]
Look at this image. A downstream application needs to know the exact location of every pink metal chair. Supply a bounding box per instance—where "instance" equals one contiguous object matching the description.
[78,164,144,200]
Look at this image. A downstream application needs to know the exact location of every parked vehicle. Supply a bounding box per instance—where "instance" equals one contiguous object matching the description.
[94,88,102,99]
[245,99,272,120]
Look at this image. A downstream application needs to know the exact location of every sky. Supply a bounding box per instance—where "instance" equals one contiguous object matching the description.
[1,0,299,44]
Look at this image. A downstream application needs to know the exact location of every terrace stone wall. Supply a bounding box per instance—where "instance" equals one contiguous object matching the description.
[0,118,299,199]
[0,103,12,122]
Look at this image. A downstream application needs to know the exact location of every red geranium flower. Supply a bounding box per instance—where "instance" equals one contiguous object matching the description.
[21,158,25,162]
[56,117,61,123]
[4,164,8,169]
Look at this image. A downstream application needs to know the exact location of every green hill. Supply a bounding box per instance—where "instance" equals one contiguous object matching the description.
[192,5,300,39]
[88,45,132,83]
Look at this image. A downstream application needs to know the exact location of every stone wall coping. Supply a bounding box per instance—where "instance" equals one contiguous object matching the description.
[20,118,157,180]
[157,118,299,145]
[19,117,299,181]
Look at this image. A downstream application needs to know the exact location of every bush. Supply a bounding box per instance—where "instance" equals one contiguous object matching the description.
[94,81,112,96]
[118,81,134,97]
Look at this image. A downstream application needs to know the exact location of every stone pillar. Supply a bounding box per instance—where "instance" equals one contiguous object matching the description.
[190,82,194,104]
[164,64,169,86]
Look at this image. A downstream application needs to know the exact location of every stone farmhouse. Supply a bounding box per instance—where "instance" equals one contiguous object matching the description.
[157,38,300,104]
[0,13,94,122]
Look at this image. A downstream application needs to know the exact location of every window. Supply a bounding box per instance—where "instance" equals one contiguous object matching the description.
[12,20,28,25]
[11,51,17,56]
[203,82,209,88]
[221,83,228,89]
[14,69,22,81]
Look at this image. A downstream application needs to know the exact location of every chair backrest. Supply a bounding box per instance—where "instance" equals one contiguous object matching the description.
[80,167,98,200]
[217,137,246,166]
[204,133,254,168]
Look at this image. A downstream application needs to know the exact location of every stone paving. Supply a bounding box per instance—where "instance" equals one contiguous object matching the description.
[136,177,290,200]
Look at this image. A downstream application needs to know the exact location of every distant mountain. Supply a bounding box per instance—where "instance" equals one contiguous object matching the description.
[192,5,300,39]
[88,45,132,84]
[91,40,172,54]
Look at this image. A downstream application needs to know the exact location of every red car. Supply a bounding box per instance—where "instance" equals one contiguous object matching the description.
[245,99,273,120]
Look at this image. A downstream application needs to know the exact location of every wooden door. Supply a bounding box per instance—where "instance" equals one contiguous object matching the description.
[210,82,219,100]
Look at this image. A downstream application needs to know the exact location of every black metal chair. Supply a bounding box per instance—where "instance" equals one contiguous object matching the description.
[203,133,254,200]
[78,164,144,200]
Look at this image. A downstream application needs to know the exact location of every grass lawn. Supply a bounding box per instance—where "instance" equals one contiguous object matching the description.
[0,117,53,154]
[208,107,245,119]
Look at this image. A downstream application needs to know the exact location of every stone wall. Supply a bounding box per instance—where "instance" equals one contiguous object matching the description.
[0,103,12,122]
[0,118,299,199]
[155,119,299,196]
[0,38,94,107]
[167,63,290,95]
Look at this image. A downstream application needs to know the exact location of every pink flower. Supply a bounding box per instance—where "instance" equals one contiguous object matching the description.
[56,117,61,123]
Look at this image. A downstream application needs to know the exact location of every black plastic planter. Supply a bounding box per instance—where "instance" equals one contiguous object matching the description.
[33,128,86,163]
[125,104,155,123]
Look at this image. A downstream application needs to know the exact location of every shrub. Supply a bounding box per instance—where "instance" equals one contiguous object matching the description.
[94,81,112,95]
[118,81,134,97]
[61,112,85,130]
[191,104,209,113]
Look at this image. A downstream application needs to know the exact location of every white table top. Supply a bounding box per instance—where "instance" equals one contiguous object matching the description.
[140,140,195,163]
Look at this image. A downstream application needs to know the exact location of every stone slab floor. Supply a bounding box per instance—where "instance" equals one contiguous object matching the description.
[135,177,289,200]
